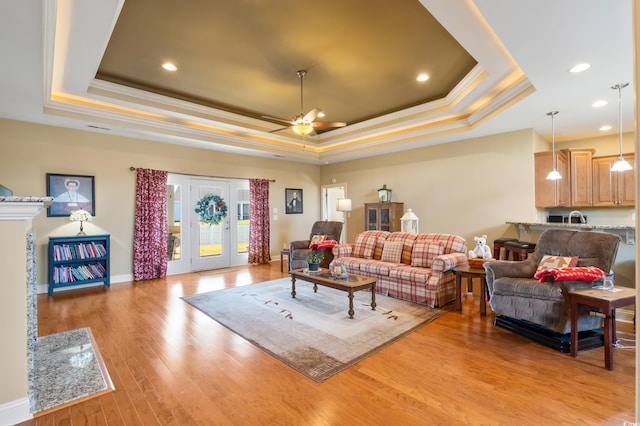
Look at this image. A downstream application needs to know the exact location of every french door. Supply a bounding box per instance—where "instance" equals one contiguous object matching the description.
[167,175,249,274]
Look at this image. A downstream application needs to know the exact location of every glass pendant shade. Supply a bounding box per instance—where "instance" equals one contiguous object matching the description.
[545,111,561,181]
[611,83,632,172]
[546,169,562,180]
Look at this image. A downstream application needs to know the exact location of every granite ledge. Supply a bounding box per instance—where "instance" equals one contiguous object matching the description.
[507,221,635,244]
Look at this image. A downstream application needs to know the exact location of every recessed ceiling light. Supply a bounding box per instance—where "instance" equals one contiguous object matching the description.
[592,100,608,108]
[599,125,612,131]
[416,73,429,82]
[569,63,591,73]
[162,62,177,71]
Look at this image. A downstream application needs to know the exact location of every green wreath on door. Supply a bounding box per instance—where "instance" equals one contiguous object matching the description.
[195,194,228,226]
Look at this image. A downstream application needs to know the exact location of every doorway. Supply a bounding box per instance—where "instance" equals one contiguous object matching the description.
[321,183,348,242]
[166,174,249,275]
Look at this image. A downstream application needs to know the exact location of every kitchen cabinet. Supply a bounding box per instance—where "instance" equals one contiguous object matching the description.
[534,150,569,207]
[364,202,404,232]
[567,149,594,206]
[592,154,635,207]
[535,149,594,207]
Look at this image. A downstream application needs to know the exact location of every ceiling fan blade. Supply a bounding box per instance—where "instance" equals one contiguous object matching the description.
[268,127,289,133]
[303,108,322,122]
[262,115,293,125]
[311,121,347,128]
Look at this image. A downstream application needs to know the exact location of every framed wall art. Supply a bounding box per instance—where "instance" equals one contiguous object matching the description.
[47,173,95,217]
[285,188,303,214]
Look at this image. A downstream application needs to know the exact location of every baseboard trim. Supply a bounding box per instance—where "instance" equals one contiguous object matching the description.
[37,274,133,295]
[0,397,32,426]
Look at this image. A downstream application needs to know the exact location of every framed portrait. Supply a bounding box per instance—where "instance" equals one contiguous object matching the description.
[46,173,95,217]
[285,188,303,214]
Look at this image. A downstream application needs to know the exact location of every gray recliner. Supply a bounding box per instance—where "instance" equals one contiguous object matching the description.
[484,229,620,334]
[289,221,343,271]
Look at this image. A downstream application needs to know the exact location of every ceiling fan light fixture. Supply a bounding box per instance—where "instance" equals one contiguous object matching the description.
[292,124,314,136]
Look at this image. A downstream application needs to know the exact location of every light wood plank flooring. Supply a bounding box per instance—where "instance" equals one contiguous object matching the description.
[22,262,635,425]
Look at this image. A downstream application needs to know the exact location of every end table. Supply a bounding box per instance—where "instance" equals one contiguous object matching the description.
[569,286,636,370]
[280,249,290,272]
[453,265,488,316]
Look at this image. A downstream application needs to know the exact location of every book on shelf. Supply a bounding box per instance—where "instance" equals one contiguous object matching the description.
[52,242,107,261]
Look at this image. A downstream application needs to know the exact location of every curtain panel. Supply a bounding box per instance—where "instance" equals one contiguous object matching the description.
[248,178,271,264]
[133,168,168,280]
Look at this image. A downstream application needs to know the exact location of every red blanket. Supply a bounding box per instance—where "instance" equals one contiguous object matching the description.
[310,240,338,250]
[534,266,606,283]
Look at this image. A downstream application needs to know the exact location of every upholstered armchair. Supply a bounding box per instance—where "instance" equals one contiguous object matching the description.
[289,221,343,271]
[484,229,620,335]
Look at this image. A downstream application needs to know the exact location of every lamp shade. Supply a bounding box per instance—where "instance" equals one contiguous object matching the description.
[336,198,352,212]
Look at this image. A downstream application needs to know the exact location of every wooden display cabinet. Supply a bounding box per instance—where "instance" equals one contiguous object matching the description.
[364,202,404,232]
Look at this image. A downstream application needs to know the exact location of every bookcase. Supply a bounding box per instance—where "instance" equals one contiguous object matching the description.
[48,234,110,295]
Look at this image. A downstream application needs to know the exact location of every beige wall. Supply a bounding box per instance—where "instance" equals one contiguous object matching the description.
[0,118,321,283]
[0,220,30,404]
[322,128,636,287]
[2,118,635,286]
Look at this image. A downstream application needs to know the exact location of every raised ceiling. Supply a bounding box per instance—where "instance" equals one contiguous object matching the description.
[97,0,478,129]
[0,1,633,164]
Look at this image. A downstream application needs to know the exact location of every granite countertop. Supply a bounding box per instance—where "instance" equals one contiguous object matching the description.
[0,196,53,203]
[507,221,635,244]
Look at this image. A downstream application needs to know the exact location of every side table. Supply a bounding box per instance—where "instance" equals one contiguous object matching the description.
[569,286,636,370]
[280,249,290,272]
[453,265,488,316]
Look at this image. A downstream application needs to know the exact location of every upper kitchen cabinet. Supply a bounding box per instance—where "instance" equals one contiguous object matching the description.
[567,149,595,207]
[535,149,594,207]
[592,153,635,207]
[535,150,569,207]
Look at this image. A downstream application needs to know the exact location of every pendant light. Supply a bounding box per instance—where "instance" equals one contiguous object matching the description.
[610,83,633,172]
[546,111,562,180]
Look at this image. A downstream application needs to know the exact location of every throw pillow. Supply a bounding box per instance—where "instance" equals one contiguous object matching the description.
[309,234,326,248]
[381,241,404,263]
[353,233,375,259]
[411,241,444,268]
[536,255,579,272]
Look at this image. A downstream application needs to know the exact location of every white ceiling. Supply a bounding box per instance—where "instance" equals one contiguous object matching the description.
[0,0,634,165]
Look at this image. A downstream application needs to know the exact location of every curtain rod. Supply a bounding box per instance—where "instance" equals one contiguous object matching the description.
[129,167,275,182]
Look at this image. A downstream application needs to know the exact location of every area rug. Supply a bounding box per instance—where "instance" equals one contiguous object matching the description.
[182,278,446,382]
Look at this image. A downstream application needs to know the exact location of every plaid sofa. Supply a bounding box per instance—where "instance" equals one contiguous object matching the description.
[332,231,468,307]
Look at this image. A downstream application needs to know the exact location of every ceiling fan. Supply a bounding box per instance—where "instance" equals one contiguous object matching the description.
[263,70,347,136]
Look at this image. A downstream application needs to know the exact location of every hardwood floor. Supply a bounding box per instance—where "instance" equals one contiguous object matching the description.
[22,262,635,425]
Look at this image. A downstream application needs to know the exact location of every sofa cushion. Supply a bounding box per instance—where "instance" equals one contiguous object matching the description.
[384,232,417,265]
[309,234,326,248]
[381,241,403,263]
[411,241,443,268]
[492,277,563,301]
[389,265,431,283]
[353,233,376,259]
[536,254,578,272]
[359,260,396,276]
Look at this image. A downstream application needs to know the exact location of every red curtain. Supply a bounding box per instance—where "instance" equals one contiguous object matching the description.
[248,178,271,264]
[133,168,168,280]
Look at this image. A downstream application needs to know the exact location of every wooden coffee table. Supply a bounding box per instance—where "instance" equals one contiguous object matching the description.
[290,268,376,319]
